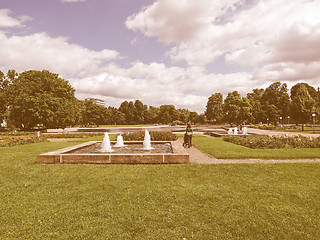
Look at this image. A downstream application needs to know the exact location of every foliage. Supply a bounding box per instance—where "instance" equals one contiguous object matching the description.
[122,131,177,141]
[252,125,298,130]
[193,134,320,159]
[205,93,223,122]
[0,131,35,136]
[0,135,47,147]
[5,70,81,129]
[223,91,253,124]
[223,135,320,149]
[261,82,289,124]
[44,133,104,138]
[290,83,316,128]
[247,88,265,123]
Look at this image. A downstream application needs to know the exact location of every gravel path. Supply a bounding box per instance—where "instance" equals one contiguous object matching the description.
[177,138,320,164]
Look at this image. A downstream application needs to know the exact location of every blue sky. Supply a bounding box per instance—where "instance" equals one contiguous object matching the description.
[1,0,320,112]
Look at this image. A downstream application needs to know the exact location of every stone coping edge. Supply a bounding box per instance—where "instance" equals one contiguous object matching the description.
[36,141,189,164]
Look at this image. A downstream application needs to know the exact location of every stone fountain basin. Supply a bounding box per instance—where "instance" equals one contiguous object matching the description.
[36,141,189,164]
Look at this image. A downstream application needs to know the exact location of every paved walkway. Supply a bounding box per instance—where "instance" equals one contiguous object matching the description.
[177,137,320,164]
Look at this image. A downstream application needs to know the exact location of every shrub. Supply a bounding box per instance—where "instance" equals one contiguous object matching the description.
[122,131,177,141]
[0,135,48,147]
[44,133,104,138]
[223,135,320,149]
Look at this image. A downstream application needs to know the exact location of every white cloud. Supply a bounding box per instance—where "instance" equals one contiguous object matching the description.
[0,32,119,75]
[0,9,31,28]
[70,61,256,112]
[126,0,320,72]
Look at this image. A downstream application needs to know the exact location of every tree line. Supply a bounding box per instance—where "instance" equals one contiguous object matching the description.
[206,82,320,128]
[1,69,319,130]
[0,70,202,130]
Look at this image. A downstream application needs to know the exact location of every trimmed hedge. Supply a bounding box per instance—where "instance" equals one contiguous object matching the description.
[122,131,177,141]
[44,133,104,138]
[223,135,320,149]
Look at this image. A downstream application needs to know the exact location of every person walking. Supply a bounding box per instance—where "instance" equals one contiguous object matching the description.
[184,123,193,148]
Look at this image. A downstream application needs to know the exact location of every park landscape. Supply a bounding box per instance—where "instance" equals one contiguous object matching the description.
[1,0,320,239]
[1,74,320,238]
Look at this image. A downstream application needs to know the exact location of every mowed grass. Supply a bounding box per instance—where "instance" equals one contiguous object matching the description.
[193,135,320,159]
[0,137,320,239]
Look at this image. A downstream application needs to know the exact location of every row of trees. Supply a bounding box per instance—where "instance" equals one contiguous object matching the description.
[1,69,319,130]
[82,99,202,126]
[205,82,320,128]
[0,70,202,130]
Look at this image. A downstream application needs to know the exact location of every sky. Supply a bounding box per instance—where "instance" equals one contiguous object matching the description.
[0,0,320,113]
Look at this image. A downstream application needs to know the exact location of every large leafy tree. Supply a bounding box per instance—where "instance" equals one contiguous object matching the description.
[247,88,265,123]
[223,91,242,124]
[290,83,316,130]
[205,93,223,123]
[158,105,178,124]
[261,82,289,124]
[145,106,160,124]
[6,70,81,130]
[0,71,8,123]
[133,100,145,124]
[81,99,110,127]
[0,70,17,125]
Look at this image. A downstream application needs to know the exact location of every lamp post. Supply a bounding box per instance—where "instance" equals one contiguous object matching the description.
[312,113,316,133]
[279,116,282,127]
[267,118,269,125]
[287,116,290,126]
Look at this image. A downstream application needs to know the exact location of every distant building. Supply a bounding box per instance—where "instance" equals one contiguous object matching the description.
[85,98,105,107]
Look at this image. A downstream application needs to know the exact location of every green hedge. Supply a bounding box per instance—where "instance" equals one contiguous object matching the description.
[223,135,320,149]
[44,133,104,138]
[122,131,177,141]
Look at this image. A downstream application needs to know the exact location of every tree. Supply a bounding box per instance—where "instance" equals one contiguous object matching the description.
[239,97,253,124]
[81,99,109,127]
[205,93,223,122]
[158,105,178,124]
[223,91,242,124]
[262,82,289,123]
[189,111,199,124]
[177,108,190,123]
[0,70,16,125]
[133,100,145,124]
[145,106,160,124]
[6,70,80,129]
[290,83,316,130]
[109,107,126,125]
[247,88,265,123]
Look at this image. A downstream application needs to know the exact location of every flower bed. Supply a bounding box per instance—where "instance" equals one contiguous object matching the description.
[0,136,48,147]
[44,133,104,138]
[122,131,177,141]
[0,131,35,136]
[223,135,320,149]
[252,125,298,130]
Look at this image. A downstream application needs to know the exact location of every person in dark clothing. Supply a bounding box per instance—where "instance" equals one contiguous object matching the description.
[183,123,193,148]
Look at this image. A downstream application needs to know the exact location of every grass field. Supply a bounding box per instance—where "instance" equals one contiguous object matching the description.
[0,136,320,239]
[193,135,320,159]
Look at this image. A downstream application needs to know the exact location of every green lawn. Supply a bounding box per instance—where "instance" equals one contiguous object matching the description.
[193,135,320,159]
[0,138,319,239]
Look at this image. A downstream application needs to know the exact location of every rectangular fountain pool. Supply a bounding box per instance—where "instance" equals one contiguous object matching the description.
[36,141,189,164]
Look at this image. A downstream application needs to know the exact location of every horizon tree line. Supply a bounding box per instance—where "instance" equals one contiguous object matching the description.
[205,82,320,129]
[1,69,319,130]
[0,69,202,130]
